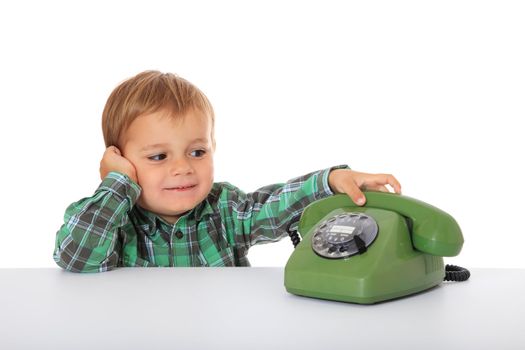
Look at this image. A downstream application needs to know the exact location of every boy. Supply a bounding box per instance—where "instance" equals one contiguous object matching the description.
[54,70,401,272]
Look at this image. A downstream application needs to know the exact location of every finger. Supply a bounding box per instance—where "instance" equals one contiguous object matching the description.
[341,178,366,206]
[386,174,402,194]
[370,174,402,194]
[105,145,119,156]
[367,185,389,193]
[111,146,122,156]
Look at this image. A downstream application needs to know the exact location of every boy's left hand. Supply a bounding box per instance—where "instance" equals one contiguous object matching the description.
[328,169,402,206]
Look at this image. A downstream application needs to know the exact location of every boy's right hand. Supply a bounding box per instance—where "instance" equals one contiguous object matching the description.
[100,146,138,184]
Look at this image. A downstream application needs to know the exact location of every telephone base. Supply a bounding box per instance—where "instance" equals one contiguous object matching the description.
[284,205,447,304]
[285,264,444,304]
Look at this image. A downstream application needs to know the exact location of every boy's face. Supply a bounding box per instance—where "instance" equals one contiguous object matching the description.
[121,108,215,224]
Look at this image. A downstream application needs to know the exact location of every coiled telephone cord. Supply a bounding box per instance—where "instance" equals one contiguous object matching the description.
[286,217,301,249]
[444,264,470,281]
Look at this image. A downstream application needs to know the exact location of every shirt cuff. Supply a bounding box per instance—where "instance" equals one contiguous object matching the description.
[99,171,142,206]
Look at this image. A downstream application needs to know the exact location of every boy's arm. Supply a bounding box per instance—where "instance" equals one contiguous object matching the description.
[225,165,348,248]
[53,172,140,273]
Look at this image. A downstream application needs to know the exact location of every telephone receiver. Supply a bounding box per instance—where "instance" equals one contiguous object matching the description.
[284,191,469,304]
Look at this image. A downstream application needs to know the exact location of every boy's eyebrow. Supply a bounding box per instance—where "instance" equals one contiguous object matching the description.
[140,143,170,152]
[140,139,209,152]
[189,138,210,144]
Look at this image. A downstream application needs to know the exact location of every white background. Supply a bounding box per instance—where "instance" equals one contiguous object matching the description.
[0,0,523,269]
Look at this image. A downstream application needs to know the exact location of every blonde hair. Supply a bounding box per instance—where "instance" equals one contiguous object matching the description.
[102,70,215,148]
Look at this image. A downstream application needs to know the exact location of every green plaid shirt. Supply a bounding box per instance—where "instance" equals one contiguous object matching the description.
[54,165,347,272]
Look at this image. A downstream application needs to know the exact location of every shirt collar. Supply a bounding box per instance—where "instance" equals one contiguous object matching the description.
[135,197,215,232]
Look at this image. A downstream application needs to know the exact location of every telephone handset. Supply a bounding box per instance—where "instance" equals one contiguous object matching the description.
[284,191,469,304]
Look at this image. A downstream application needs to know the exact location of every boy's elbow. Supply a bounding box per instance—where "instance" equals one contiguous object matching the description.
[53,247,118,273]
[54,257,85,273]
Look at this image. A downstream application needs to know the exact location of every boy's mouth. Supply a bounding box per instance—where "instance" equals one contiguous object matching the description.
[164,184,197,191]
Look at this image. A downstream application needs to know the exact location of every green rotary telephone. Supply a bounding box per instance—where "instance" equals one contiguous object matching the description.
[284,191,469,304]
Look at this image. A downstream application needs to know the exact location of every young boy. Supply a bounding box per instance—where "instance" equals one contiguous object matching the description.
[54,70,402,272]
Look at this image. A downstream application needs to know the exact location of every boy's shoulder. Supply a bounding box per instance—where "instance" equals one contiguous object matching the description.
[212,181,240,192]
[206,182,250,209]
[189,182,242,220]
[209,182,242,201]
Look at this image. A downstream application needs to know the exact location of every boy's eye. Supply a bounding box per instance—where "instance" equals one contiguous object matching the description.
[190,149,206,158]
[148,154,167,161]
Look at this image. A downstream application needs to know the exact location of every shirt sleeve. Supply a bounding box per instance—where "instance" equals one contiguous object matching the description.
[222,165,349,249]
[53,172,141,273]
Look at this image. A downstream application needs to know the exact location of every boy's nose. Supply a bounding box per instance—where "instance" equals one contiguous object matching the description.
[169,158,193,175]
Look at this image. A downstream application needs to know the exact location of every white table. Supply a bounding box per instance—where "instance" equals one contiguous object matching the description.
[0,268,523,349]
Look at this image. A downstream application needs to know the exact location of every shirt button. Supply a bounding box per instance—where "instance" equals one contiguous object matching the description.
[175,230,183,239]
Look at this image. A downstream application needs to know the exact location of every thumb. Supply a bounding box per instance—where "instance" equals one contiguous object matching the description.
[110,146,122,156]
[341,180,366,206]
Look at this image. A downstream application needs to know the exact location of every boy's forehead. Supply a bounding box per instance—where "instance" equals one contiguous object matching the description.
[122,109,213,147]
